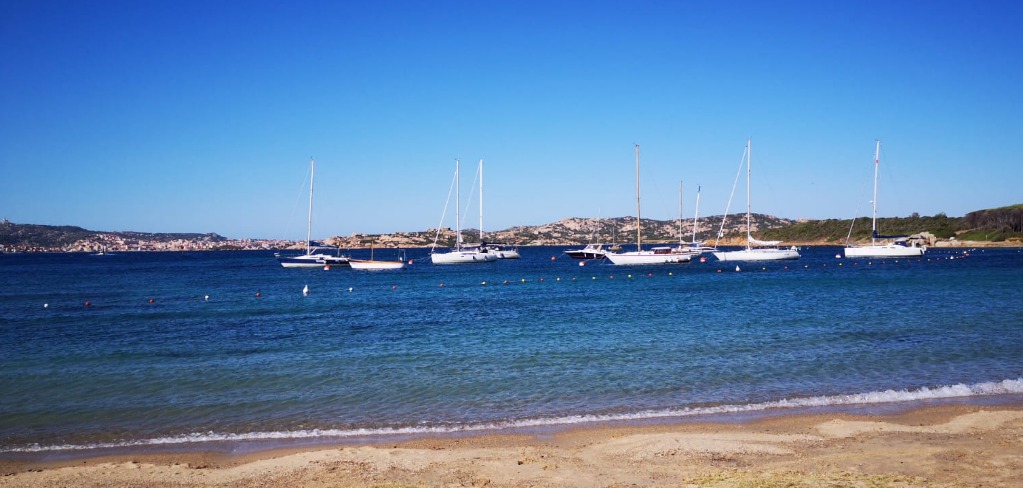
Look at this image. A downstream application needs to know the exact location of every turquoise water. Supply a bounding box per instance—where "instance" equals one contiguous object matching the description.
[1,246,1022,455]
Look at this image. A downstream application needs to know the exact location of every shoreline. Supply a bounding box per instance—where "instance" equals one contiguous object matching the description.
[3,400,1021,487]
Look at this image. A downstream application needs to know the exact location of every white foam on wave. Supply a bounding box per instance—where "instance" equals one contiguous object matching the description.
[6,378,1022,453]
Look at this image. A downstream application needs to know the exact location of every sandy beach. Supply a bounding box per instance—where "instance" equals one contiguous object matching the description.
[2,402,1021,487]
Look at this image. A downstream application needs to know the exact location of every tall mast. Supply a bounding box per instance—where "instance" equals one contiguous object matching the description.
[678,179,684,248]
[454,159,461,249]
[692,185,701,246]
[871,140,880,245]
[306,158,315,255]
[635,144,642,250]
[745,138,752,250]
[479,159,484,244]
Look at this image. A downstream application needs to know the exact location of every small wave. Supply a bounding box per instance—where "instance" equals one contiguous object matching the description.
[6,378,1022,453]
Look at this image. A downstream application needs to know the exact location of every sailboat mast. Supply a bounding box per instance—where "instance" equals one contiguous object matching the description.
[692,186,701,246]
[635,144,642,250]
[678,179,684,248]
[479,159,484,245]
[745,139,752,249]
[871,140,880,245]
[306,158,315,255]
[455,159,461,250]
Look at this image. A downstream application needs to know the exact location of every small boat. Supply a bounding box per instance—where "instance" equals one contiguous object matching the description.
[277,158,350,268]
[566,216,608,259]
[605,145,691,266]
[843,141,926,258]
[349,244,406,270]
[487,243,521,259]
[713,139,800,262]
[430,159,498,265]
[565,243,607,260]
[349,258,405,270]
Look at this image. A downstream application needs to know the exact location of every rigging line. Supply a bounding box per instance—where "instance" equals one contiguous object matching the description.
[845,169,871,245]
[460,161,482,238]
[432,168,459,249]
[280,162,314,242]
[715,143,748,247]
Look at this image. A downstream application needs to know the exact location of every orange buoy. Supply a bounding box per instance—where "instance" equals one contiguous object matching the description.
[149,298,155,303]
[84,301,91,307]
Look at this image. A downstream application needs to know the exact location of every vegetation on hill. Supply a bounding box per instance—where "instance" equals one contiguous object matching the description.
[3,203,1020,251]
[0,219,227,251]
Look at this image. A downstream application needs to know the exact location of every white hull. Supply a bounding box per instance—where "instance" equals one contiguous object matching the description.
[713,248,800,261]
[349,259,406,270]
[493,249,520,259]
[430,249,498,264]
[566,244,606,260]
[279,260,326,269]
[605,250,691,265]
[279,253,349,268]
[844,244,924,258]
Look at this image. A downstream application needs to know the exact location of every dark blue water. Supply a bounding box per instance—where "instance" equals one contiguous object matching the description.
[1,246,1022,454]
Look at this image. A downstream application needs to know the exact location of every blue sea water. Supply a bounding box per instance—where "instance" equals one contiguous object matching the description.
[1,246,1022,456]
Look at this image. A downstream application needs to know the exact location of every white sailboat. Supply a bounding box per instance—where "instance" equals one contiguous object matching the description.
[349,242,406,270]
[713,139,800,262]
[277,158,349,268]
[477,160,520,259]
[605,145,691,265]
[674,182,716,256]
[843,140,926,258]
[431,159,498,265]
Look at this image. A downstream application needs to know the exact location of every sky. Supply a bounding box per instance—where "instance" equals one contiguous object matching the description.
[2,1,1021,240]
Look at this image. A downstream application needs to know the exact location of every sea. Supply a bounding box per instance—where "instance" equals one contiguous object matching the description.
[2,245,1022,459]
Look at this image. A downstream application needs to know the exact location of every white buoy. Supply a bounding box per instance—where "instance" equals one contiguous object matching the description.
[735,265,741,272]
[43,303,48,308]
[302,284,309,296]
[348,287,353,292]
[204,295,209,301]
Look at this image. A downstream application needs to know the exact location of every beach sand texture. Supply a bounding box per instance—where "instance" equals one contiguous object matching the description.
[2,403,1021,487]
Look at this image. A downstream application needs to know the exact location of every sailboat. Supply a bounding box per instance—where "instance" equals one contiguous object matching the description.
[712,139,800,262]
[349,241,407,270]
[430,159,498,265]
[605,145,691,265]
[476,160,520,259]
[277,158,350,268]
[673,182,716,256]
[843,141,925,258]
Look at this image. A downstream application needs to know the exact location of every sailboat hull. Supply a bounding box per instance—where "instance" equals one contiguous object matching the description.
[430,250,498,264]
[605,250,691,265]
[713,248,800,261]
[349,259,406,270]
[843,245,924,258]
[278,254,350,268]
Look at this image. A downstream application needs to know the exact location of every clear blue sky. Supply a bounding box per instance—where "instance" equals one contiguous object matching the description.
[2,1,1021,239]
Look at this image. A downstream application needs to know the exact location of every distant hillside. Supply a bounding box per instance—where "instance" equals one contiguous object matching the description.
[328,213,798,248]
[766,205,1023,244]
[0,219,227,251]
[4,203,1020,251]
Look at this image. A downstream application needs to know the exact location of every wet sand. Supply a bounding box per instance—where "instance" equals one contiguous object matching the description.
[2,402,1022,487]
